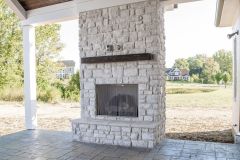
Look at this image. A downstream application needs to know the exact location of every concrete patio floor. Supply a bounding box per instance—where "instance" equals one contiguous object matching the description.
[0,130,239,160]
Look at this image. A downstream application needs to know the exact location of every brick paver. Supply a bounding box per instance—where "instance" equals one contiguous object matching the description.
[0,130,239,160]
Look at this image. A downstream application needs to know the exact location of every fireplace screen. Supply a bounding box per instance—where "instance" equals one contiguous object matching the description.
[96,84,138,117]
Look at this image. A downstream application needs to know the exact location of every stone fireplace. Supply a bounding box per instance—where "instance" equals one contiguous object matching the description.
[72,0,166,148]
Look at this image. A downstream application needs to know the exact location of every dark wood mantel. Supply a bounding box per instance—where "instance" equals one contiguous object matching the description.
[81,53,154,64]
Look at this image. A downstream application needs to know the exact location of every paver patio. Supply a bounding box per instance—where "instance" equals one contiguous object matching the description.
[0,130,239,160]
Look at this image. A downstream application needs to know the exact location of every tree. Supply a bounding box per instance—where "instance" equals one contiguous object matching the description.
[222,72,231,88]
[0,0,23,88]
[201,58,220,84]
[215,72,222,85]
[0,0,63,91]
[187,54,206,76]
[191,74,200,83]
[173,58,189,70]
[213,50,232,79]
[35,25,64,90]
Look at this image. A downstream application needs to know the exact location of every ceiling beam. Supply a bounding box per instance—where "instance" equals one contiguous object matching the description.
[4,0,27,20]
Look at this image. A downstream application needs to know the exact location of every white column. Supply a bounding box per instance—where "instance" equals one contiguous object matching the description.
[23,25,37,130]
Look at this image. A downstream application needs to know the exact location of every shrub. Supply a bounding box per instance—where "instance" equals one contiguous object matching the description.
[37,87,61,103]
[0,87,23,101]
[54,71,80,102]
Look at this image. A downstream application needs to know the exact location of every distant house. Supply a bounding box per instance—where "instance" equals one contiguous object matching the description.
[166,68,190,81]
[56,60,75,79]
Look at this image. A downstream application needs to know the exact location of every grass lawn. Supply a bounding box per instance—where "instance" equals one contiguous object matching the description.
[166,82,232,108]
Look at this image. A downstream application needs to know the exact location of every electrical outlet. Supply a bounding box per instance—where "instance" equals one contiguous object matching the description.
[106,45,114,52]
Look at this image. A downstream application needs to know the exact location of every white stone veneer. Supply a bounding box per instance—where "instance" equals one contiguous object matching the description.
[72,0,166,148]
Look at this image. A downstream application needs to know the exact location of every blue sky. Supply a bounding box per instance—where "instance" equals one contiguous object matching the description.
[59,0,232,68]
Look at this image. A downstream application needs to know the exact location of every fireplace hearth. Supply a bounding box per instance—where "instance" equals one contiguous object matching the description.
[96,84,138,117]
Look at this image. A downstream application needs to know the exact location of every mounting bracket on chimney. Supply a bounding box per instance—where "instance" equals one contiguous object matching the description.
[81,53,154,64]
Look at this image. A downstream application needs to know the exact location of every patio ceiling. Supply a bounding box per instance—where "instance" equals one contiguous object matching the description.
[18,0,73,10]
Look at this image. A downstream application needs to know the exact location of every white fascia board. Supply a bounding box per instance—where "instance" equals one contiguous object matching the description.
[4,0,27,20]
[22,1,77,26]
[21,0,203,25]
[75,0,146,13]
[22,0,148,25]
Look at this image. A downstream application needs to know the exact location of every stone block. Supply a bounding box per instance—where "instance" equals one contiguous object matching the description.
[120,10,130,17]
[107,134,115,140]
[135,8,145,15]
[124,68,138,76]
[84,82,94,90]
[131,133,139,140]
[132,140,148,148]
[102,139,114,145]
[135,41,146,49]
[144,116,153,121]
[115,135,122,140]
[111,126,121,132]
[82,137,95,143]
[94,133,106,138]
[122,127,131,133]
[148,141,154,148]
[129,77,148,83]
[123,42,134,50]
[97,125,110,130]
[120,5,128,10]
[93,70,104,77]
[136,24,145,31]
[132,128,141,133]
[79,124,89,129]
[129,32,137,42]
[109,7,119,19]
[146,95,158,103]
[142,133,154,140]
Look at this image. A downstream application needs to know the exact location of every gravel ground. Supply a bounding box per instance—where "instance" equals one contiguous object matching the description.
[0,102,80,136]
[0,102,233,143]
[166,106,233,143]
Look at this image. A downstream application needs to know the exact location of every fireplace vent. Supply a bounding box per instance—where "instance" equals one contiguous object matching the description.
[96,84,138,117]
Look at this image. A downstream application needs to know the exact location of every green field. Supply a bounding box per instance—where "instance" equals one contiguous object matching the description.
[166,82,232,108]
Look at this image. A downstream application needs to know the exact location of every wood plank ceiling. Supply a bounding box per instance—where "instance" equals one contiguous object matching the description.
[18,0,73,10]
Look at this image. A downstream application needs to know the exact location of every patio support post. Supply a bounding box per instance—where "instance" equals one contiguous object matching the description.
[23,25,37,130]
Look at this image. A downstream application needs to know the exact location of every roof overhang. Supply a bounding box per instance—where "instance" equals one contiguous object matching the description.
[5,0,202,26]
[215,0,240,27]
[5,0,27,20]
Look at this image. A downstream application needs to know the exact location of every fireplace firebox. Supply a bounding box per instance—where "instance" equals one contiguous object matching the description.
[96,84,138,117]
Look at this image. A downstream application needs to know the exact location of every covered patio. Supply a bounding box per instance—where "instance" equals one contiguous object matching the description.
[1,0,240,158]
[0,130,240,160]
